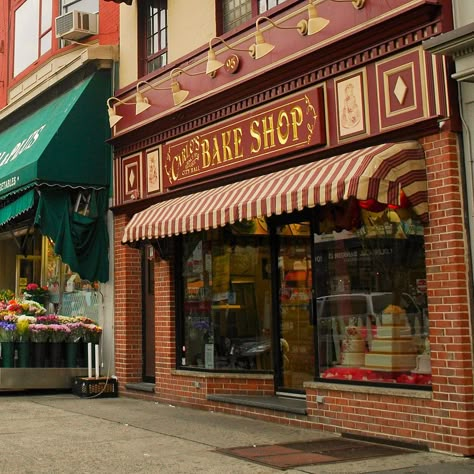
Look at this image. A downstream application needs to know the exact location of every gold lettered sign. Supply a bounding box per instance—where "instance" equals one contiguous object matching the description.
[163,86,325,187]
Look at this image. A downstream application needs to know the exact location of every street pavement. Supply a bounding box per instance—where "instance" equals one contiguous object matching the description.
[0,390,473,473]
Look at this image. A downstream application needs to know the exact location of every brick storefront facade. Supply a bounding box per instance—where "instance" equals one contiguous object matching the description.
[110,1,474,456]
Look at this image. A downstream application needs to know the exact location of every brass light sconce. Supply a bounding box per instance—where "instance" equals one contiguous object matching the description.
[169,68,203,106]
[299,0,329,36]
[135,67,205,115]
[106,97,136,128]
[250,16,310,59]
[135,81,171,114]
[206,37,251,76]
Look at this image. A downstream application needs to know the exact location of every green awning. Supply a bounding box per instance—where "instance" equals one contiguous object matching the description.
[35,188,109,283]
[0,72,111,199]
[0,190,35,226]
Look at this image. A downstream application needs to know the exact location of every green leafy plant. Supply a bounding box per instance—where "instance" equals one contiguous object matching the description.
[0,288,14,303]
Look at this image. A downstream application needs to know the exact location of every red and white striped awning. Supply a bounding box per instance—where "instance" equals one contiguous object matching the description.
[122,141,427,243]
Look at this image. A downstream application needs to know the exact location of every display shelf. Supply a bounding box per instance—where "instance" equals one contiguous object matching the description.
[211,304,242,310]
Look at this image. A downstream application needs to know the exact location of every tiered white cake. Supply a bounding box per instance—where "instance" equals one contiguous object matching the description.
[365,305,417,371]
[340,326,366,366]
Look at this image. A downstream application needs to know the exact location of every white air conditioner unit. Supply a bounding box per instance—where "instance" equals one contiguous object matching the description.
[55,11,98,41]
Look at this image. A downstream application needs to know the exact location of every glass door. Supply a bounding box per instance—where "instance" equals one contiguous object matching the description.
[276,221,314,393]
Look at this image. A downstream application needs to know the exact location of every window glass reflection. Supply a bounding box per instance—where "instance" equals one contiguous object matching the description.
[181,220,272,371]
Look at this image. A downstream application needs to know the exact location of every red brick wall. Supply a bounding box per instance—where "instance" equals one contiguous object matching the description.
[306,132,474,455]
[114,214,143,381]
[114,131,474,455]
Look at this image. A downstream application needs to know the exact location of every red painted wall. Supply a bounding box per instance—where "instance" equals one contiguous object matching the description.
[0,1,119,112]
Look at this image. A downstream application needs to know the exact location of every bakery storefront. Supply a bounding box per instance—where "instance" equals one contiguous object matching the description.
[112,1,474,455]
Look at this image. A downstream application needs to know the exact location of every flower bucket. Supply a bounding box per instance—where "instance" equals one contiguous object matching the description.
[32,342,47,368]
[49,343,64,367]
[17,341,30,368]
[1,341,15,368]
[65,342,79,368]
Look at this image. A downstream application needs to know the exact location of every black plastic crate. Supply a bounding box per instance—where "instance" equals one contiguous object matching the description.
[72,377,118,398]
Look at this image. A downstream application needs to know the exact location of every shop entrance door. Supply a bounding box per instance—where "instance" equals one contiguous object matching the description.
[143,247,156,382]
[275,219,315,394]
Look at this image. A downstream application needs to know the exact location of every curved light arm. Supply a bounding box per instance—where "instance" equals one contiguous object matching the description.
[106,96,136,128]
[255,16,305,34]
[170,67,206,79]
[208,36,250,53]
[330,0,365,9]
[106,97,132,109]
[136,80,171,92]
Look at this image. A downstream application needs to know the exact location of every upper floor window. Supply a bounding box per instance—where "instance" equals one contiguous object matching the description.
[13,0,53,77]
[139,0,168,76]
[220,0,288,33]
[61,0,99,14]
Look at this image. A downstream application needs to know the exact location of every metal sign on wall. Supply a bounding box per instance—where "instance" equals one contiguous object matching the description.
[162,87,325,188]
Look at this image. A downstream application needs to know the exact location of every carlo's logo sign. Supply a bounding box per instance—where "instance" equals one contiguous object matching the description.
[163,88,325,187]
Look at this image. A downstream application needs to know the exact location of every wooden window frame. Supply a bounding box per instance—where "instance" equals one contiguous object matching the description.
[138,0,168,77]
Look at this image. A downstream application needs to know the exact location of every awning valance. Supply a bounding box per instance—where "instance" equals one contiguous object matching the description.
[0,190,35,226]
[122,141,428,244]
[0,72,111,199]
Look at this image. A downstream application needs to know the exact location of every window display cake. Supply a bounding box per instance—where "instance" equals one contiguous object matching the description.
[340,325,366,366]
[365,305,417,371]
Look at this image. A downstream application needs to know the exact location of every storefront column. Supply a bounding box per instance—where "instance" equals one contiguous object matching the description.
[114,214,143,383]
[154,242,176,391]
[420,132,474,452]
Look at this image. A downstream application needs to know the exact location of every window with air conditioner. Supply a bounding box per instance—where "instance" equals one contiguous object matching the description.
[13,0,53,77]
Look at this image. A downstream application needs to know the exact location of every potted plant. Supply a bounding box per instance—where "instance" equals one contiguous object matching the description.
[64,321,83,367]
[16,315,32,368]
[23,283,49,306]
[28,323,50,367]
[47,324,71,367]
[0,288,14,304]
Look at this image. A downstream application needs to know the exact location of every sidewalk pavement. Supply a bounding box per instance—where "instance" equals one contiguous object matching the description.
[0,390,473,473]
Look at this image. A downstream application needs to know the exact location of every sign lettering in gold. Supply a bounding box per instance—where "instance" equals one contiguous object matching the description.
[163,87,325,188]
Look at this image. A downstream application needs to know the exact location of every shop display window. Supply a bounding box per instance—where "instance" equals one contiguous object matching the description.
[315,200,430,386]
[180,221,272,371]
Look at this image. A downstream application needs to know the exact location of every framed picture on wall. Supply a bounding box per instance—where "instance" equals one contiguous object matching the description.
[146,148,162,194]
[335,70,368,140]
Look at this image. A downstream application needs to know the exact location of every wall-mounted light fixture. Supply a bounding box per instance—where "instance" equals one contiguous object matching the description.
[169,68,194,106]
[299,0,329,36]
[250,16,310,59]
[134,67,206,115]
[135,81,170,114]
[330,0,366,10]
[106,97,136,128]
[206,37,250,76]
